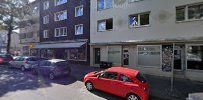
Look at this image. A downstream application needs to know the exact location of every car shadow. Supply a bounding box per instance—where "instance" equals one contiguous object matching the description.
[90,90,124,100]
[0,66,77,97]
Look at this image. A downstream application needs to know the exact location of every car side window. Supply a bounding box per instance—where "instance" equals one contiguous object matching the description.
[19,57,25,61]
[100,72,118,80]
[119,74,133,83]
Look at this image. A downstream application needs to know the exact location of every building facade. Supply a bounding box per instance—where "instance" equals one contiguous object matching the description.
[36,0,90,65]
[19,1,40,56]
[90,0,203,81]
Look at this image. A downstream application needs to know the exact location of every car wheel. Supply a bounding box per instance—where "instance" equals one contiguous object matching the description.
[85,81,94,91]
[49,73,55,80]
[21,66,26,71]
[127,94,140,100]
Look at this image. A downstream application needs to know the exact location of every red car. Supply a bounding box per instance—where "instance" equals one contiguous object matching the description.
[84,67,149,100]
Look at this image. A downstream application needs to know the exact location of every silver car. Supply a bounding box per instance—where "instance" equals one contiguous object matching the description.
[9,56,47,71]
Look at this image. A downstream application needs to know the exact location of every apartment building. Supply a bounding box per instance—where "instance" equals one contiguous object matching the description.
[36,0,90,64]
[19,1,40,56]
[90,0,203,81]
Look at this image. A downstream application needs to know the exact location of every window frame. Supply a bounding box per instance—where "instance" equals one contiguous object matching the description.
[97,18,113,32]
[75,24,84,35]
[54,10,68,21]
[75,5,84,17]
[54,0,67,6]
[99,71,119,80]
[176,2,203,22]
[43,30,49,38]
[97,0,113,11]
[43,15,49,24]
[129,12,150,28]
[54,27,67,37]
[43,1,49,10]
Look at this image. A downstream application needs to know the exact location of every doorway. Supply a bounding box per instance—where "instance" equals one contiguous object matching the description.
[123,48,129,66]
[94,48,101,64]
[174,44,185,70]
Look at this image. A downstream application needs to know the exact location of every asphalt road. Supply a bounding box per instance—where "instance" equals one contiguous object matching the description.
[0,65,122,100]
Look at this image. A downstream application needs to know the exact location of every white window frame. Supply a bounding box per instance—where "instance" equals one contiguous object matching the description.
[129,0,143,3]
[54,27,67,37]
[54,0,67,6]
[75,24,84,35]
[97,18,113,32]
[43,30,49,38]
[75,5,84,17]
[97,0,113,11]
[54,10,67,21]
[176,3,203,22]
[129,12,150,28]
[43,1,49,10]
[43,15,49,24]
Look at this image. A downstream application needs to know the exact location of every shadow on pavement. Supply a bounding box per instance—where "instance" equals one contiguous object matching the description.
[0,65,77,97]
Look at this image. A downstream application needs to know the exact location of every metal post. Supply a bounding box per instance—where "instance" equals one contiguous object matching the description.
[171,43,175,92]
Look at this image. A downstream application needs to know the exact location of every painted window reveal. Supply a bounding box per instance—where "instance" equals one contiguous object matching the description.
[43,15,49,24]
[43,30,49,38]
[54,27,67,37]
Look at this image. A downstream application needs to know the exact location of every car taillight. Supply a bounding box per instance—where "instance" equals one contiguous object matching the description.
[0,58,3,62]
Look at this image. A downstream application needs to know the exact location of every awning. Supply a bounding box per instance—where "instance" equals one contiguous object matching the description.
[34,42,86,49]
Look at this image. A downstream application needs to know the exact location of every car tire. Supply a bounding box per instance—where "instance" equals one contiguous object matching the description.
[49,72,55,80]
[85,81,94,91]
[126,94,140,100]
[21,66,26,71]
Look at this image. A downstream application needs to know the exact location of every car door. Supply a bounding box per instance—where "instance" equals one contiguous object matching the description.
[94,71,118,93]
[112,74,135,97]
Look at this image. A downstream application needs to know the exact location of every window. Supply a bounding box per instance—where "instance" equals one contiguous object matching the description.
[136,72,147,83]
[98,18,113,32]
[43,1,49,10]
[43,30,49,38]
[20,33,26,39]
[176,3,203,21]
[55,0,67,6]
[67,46,87,61]
[43,15,49,24]
[119,74,133,83]
[55,27,67,37]
[97,0,113,11]
[176,7,185,21]
[138,45,161,67]
[75,5,83,17]
[99,72,118,80]
[129,12,150,27]
[54,10,67,21]
[75,24,83,35]
[187,45,203,70]
[27,32,33,38]
[129,0,142,3]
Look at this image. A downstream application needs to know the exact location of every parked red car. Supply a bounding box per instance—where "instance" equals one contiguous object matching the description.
[84,67,149,100]
[0,54,13,64]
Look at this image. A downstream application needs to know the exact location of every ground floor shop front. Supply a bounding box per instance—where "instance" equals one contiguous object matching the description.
[31,41,90,65]
[90,42,203,82]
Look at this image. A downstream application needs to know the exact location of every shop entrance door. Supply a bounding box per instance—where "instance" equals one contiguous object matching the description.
[123,48,129,66]
[94,48,101,64]
[174,45,185,70]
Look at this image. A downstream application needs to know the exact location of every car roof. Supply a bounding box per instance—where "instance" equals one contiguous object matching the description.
[107,67,139,77]
[48,59,66,63]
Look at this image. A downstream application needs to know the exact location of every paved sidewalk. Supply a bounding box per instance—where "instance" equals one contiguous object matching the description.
[70,65,203,100]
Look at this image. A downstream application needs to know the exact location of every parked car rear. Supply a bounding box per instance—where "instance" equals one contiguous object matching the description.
[0,54,13,64]
[32,59,71,80]
[9,56,47,71]
[84,67,149,100]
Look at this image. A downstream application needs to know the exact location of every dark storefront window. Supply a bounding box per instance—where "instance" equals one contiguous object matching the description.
[68,46,87,61]
[187,45,203,70]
